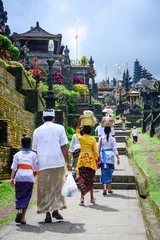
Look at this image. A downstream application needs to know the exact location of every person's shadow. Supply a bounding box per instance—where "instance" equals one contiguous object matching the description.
[16,221,86,234]
[85,203,119,212]
[106,193,137,200]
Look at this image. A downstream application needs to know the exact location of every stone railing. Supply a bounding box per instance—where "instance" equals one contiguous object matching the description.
[145,113,152,132]
[153,113,160,137]
[143,113,160,137]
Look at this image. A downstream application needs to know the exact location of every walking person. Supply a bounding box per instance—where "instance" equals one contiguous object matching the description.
[32,108,72,223]
[121,114,126,131]
[10,134,37,224]
[98,124,120,195]
[68,128,83,178]
[94,121,105,139]
[76,119,98,206]
[132,126,139,143]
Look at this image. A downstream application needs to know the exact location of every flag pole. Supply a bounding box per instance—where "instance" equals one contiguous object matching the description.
[75,18,78,65]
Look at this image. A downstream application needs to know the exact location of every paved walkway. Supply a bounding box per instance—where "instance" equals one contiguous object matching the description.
[0,127,148,240]
[0,189,147,240]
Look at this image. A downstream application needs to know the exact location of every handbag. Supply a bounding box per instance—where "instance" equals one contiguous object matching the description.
[97,137,102,169]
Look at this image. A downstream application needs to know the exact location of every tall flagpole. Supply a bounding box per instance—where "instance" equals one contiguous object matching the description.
[75,18,78,65]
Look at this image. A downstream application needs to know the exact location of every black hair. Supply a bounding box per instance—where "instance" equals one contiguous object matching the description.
[104,126,111,141]
[83,126,91,135]
[43,116,54,122]
[80,127,84,136]
[21,134,31,148]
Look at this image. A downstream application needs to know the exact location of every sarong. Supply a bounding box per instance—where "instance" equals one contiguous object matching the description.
[37,167,66,214]
[78,167,95,196]
[100,163,114,184]
[15,182,33,210]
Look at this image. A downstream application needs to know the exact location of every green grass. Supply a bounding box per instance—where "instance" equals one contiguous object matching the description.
[150,192,160,204]
[0,182,15,205]
[0,211,17,228]
[0,200,37,228]
[130,132,160,204]
[0,181,37,227]
[154,152,160,161]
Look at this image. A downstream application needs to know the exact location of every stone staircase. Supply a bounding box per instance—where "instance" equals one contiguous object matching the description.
[94,124,136,190]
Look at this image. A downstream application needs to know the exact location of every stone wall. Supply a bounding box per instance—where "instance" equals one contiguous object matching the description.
[0,96,35,130]
[0,146,11,180]
[7,66,33,92]
[0,79,25,108]
[0,66,15,89]
[0,67,36,179]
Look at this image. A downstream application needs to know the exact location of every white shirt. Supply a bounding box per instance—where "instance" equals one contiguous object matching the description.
[69,134,80,152]
[98,134,118,164]
[32,121,68,171]
[95,125,105,137]
[110,127,115,136]
[11,150,37,183]
[132,129,138,137]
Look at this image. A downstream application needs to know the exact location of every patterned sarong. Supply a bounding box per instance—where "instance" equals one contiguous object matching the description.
[100,163,114,184]
[78,167,95,196]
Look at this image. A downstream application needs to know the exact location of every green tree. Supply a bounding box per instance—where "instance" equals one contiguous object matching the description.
[0,0,11,36]
[124,68,132,91]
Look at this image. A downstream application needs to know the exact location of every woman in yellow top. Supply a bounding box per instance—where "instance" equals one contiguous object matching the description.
[76,119,98,206]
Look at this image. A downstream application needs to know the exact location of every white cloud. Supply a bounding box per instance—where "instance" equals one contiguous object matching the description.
[62,23,88,60]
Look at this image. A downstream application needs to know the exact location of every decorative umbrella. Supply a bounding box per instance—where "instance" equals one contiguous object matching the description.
[102,108,113,113]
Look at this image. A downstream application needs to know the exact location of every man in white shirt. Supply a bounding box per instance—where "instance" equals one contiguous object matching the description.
[95,123,105,139]
[132,126,139,143]
[32,108,72,223]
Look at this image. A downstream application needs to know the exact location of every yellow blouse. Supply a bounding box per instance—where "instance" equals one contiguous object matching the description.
[76,128,98,171]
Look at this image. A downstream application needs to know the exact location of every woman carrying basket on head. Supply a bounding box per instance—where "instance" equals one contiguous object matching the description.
[98,118,120,195]
[76,115,98,206]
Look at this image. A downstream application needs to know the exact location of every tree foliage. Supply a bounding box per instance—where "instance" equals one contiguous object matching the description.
[81,56,88,67]
[0,34,20,60]
[73,84,89,94]
[52,71,64,84]
[28,57,46,88]
[38,83,79,104]
[0,0,11,36]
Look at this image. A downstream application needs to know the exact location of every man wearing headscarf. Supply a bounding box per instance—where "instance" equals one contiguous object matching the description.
[32,108,72,223]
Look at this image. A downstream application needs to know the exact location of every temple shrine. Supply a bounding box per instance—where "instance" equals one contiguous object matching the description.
[13,21,98,97]
[126,89,140,105]
[13,21,64,68]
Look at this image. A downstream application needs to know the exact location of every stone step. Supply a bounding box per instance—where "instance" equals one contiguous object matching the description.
[115,136,126,142]
[93,182,136,190]
[114,126,129,130]
[115,130,130,136]
[94,174,135,183]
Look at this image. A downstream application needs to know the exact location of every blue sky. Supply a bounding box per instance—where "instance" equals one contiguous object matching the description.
[4,0,160,82]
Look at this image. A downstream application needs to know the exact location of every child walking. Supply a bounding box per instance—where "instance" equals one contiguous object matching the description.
[132,126,139,143]
[10,134,37,224]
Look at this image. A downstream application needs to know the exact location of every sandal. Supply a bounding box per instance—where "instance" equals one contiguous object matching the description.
[79,200,84,206]
[20,221,26,225]
[45,212,52,223]
[108,189,113,194]
[90,198,96,203]
[103,190,107,195]
[15,212,22,223]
